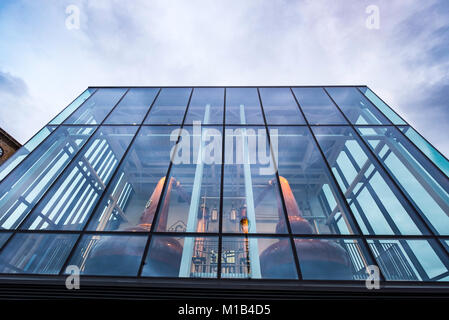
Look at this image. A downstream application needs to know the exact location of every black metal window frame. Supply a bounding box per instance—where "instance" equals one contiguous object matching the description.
[0,85,448,292]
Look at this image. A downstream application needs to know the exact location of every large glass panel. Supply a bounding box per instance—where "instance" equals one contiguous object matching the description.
[399,126,449,178]
[222,127,287,234]
[259,88,305,125]
[312,126,429,235]
[325,87,391,125]
[105,88,159,125]
[368,239,449,281]
[221,236,298,279]
[154,126,222,233]
[19,126,138,231]
[184,88,224,125]
[0,233,77,274]
[357,126,449,235]
[0,126,95,229]
[292,87,347,124]
[0,126,57,182]
[49,88,97,125]
[271,126,357,234]
[0,233,11,248]
[87,126,179,232]
[66,234,147,276]
[295,238,374,280]
[64,88,127,124]
[358,87,406,125]
[142,235,218,278]
[144,88,191,125]
[225,88,264,125]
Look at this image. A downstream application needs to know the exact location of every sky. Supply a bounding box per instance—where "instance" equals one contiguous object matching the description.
[0,0,448,157]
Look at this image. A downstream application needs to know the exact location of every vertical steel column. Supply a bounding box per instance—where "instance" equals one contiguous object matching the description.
[179,104,210,277]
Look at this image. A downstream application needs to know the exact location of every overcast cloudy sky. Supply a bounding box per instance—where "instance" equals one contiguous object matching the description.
[0,0,448,156]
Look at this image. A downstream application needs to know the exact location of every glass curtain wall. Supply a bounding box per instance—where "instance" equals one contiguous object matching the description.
[0,86,448,283]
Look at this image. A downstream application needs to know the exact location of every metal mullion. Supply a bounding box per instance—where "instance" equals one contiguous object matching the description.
[357,86,409,126]
[50,88,99,125]
[291,87,387,281]
[341,144,404,235]
[57,89,163,276]
[0,90,132,257]
[257,87,303,281]
[323,87,449,272]
[217,88,226,279]
[136,87,194,277]
[0,89,99,186]
[388,125,449,186]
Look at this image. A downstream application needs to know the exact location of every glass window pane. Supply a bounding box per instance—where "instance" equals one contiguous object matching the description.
[20,126,138,231]
[292,87,347,124]
[0,126,57,182]
[358,87,406,125]
[64,88,127,124]
[50,88,96,125]
[271,126,357,234]
[368,239,449,281]
[312,126,429,235]
[105,88,159,125]
[87,126,179,232]
[226,88,264,125]
[357,126,449,235]
[0,233,11,248]
[222,236,298,279]
[66,234,147,276]
[154,126,222,233]
[0,126,96,229]
[325,87,391,125]
[144,88,191,125]
[259,88,305,125]
[142,235,218,278]
[222,127,286,234]
[184,88,224,125]
[295,238,374,280]
[399,126,449,178]
[0,233,77,274]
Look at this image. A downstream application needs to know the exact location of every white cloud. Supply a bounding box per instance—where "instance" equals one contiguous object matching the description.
[0,0,448,157]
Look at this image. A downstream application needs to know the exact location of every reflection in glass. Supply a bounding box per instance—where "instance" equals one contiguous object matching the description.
[67,234,147,276]
[271,126,357,234]
[325,87,390,125]
[259,88,305,124]
[357,87,406,125]
[226,88,264,125]
[368,239,449,281]
[0,126,95,229]
[312,126,428,235]
[0,126,57,182]
[357,126,449,235]
[154,127,222,233]
[295,238,373,280]
[105,88,159,124]
[21,126,138,231]
[222,236,297,279]
[185,88,224,125]
[292,87,347,124]
[0,233,11,248]
[87,126,179,232]
[222,127,286,233]
[142,235,218,278]
[399,126,449,178]
[0,233,77,274]
[64,88,127,124]
[144,88,191,125]
[50,88,96,125]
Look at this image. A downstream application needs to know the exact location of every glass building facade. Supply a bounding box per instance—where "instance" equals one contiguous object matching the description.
[0,86,448,296]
